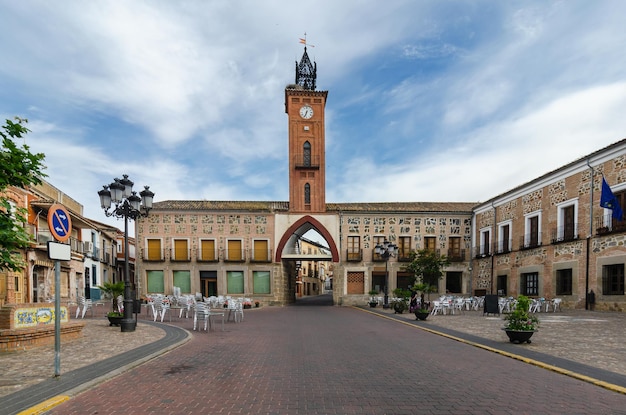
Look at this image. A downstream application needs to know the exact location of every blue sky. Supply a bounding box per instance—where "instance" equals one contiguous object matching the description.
[3,1,626,229]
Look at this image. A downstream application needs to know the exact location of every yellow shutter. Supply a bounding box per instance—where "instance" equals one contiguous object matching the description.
[253,240,268,261]
[227,240,242,261]
[147,239,161,260]
[200,240,215,261]
[174,239,188,261]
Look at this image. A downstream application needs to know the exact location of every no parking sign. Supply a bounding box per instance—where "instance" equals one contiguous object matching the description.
[47,203,72,242]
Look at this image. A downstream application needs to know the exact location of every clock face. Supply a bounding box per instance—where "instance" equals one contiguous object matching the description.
[299,105,313,119]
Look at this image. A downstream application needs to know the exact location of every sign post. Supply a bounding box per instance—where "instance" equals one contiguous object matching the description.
[47,204,72,377]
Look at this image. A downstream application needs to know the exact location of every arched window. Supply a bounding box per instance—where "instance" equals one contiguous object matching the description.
[303,141,311,167]
[304,183,311,205]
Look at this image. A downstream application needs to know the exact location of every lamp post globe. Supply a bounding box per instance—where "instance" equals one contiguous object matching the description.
[98,174,154,332]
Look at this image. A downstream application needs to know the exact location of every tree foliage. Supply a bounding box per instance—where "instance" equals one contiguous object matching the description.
[0,117,47,272]
[403,248,450,290]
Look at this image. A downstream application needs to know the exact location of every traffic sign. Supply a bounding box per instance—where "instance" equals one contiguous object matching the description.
[47,204,72,242]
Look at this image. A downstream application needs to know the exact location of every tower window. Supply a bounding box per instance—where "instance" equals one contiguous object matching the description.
[304,183,311,204]
[303,141,311,167]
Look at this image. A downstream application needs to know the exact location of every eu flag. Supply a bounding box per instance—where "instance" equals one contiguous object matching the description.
[600,177,624,220]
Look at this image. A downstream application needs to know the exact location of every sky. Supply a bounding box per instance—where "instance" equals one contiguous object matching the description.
[3,1,626,230]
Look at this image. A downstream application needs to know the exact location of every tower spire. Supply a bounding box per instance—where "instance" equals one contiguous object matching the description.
[295,39,316,90]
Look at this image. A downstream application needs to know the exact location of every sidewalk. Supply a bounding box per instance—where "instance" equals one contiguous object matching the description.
[367,305,626,381]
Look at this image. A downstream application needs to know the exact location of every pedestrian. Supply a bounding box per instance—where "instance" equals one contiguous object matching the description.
[409,291,418,312]
[587,289,596,311]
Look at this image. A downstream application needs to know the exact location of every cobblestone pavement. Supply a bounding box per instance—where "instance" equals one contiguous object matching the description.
[1,301,626,413]
[386,306,626,377]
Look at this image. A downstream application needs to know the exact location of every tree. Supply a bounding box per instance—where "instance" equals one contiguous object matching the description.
[403,249,450,298]
[0,117,47,272]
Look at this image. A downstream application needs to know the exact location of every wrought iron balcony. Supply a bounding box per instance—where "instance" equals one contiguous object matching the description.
[250,249,273,263]
[519,233,542,250]
[447,249,466,262]
[346,249,362,262]
[551,224,579,244]
[293,154,320,169]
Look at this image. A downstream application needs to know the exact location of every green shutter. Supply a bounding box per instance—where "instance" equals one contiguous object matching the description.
[147,270,164,293]
[227,271,244,294]
[173,270,191,293]
[253,271,270,294]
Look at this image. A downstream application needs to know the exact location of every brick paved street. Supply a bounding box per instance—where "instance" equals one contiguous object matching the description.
[36,297,626,415]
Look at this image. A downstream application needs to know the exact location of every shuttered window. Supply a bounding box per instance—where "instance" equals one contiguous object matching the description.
[253,271,271,294]
[199,239,216,261]
[147,270,164,293]
[253,240,269,261]
[227,271,244,294]
[173,270,191,293]
[227,240,243,261]
[146,239,162,261]
[173,239,188,261]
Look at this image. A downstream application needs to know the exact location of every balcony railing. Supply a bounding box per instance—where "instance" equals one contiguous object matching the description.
[447,249,466,262]
[224,249,246,262]
[197,249,219,262]
[141,248,164,261]
[346,249,362,262]
[519,233,542,250]
[170,249,191,262]
[250,249,273,263]
[551,224,579,244]
[474,245,492,259]
[596,215,626,235]
[293,154,320,169]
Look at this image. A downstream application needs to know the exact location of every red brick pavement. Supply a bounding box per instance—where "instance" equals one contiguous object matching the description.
[46,303,626,415]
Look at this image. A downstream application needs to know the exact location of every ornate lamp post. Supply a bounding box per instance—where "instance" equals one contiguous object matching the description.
[375,240,398,309]
[98,175,154,332]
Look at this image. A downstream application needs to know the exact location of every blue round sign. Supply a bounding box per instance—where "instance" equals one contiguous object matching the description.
[47,204,72,242]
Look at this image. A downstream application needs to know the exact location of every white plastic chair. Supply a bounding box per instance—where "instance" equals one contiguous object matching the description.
[179,295,195,318]
[75,296,93,318]
[193,302,210,331]
[431,301,444,315]
[552,298,562,312]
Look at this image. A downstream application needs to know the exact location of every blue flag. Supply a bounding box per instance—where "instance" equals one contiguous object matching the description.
[600,177,624,220]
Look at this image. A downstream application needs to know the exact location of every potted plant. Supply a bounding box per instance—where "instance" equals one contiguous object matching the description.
[254,300,260,308]
[98,281,125,326]
[391,288,411,314]
[503,295,539,343]
[368,290,379,307]
[243,300,252,309]
[410,283,432,320]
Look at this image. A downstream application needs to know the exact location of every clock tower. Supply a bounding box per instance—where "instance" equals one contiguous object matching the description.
[285,47,328,213]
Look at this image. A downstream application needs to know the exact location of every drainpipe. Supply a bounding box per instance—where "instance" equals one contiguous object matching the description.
[491,202,496,295]
[585,159,595,310]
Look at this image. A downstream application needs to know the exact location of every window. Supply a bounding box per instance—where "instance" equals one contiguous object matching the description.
[448,237,463,261]
[556,268,572,295]
[602,264,624,295]
[398,236,411,261]
[303,141,311,166]
[555,201,578,243]
[146,239,163,261]
[497,275,507,296]
[173,270,191,293]
[497,222,511,254]
[304,183,311,205]
[371,273,385,293]
[396,273,412,290]
[253,270,271,294]
[523,212,542,249]
[424,236,436,252]
[172,239,189,261]
[147,270,165,293]
[347,271,364,294]
[226,239,243,261]
[227,271,244,294]
[347,236,361,261]
[200,270,217,297]
[479,229,491,256]
[521,272,539,296]
[199,239,216,261]
[252,239,270,262]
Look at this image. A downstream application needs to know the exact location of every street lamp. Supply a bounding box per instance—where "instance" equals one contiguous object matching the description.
[375,240,398,309]
[98,174,154,332]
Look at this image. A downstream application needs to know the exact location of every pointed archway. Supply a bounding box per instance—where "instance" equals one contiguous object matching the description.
[275,215,339,262]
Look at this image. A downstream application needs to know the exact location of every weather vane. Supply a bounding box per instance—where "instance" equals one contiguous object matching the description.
[299,32,315,48]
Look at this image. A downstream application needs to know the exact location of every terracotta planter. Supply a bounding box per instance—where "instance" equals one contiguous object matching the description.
[503,329,536,344]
